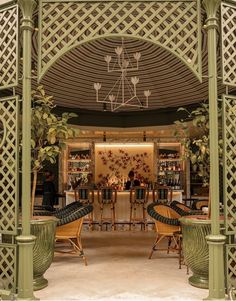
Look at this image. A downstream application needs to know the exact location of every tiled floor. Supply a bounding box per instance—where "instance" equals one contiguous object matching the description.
[36,231,207,301]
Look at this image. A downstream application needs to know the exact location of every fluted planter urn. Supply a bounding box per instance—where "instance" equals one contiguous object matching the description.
[31,216,58,291]
[180,215,224,289]
[180,215,211,289]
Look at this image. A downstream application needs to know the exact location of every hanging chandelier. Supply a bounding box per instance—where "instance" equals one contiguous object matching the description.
[94,38,151,112]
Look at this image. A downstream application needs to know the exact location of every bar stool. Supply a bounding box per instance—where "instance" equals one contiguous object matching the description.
[74,186,94,230]
[152,185,172,204]
[130,186,149,231]
[98,187,117,231]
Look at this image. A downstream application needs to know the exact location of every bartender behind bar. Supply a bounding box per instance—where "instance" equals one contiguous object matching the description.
[125,170,140,190]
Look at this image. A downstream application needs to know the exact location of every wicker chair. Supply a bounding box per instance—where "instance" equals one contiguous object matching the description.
[55,203,93,265]
[170,200,204,216]
[130,187,149,231]
[98,187,117,231]
[147,203,181,259]
[152,185,172,204]
[74,186,94,230]
[192,199,209,210]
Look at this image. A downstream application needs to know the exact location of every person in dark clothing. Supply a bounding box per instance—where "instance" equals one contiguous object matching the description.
[42,171,57,210]
[125,170,140,190]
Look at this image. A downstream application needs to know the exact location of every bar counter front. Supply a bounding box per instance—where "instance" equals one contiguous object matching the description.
[65,189,183,225]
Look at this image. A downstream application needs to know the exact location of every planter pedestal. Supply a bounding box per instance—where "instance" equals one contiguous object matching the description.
[180,215,211,289]
[31,216,57,291]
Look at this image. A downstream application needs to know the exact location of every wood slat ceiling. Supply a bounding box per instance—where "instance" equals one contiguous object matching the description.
[32,35,226,113]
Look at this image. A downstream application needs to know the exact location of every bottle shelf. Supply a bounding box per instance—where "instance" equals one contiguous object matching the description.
[159,159,181,162]
[68,159,91,162]
[68,171,90,174]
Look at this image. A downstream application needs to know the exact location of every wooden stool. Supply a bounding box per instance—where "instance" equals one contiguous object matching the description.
[174,230,189,273]
[74,186,94,230]
[98,187,117,231]
[130,187,149,231]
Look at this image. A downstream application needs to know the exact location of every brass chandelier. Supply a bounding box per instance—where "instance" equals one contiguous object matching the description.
[94,38,151,112]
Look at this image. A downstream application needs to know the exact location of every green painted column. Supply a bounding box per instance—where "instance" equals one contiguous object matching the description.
[16,0,36,299]
[202,0,226,299]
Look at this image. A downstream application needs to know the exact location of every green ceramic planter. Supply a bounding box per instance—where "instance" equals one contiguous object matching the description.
[31,217,58,291]
[180,215,211,289]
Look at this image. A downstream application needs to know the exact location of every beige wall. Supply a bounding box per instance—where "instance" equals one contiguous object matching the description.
[95,143,154,186]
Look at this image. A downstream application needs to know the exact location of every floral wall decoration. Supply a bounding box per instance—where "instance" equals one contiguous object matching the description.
[95,144,154,187]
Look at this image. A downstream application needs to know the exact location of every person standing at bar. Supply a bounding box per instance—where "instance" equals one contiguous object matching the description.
[125,170,140,190]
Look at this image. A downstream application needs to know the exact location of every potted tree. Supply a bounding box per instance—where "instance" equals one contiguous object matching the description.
[174,103,223,289]
[29,85,77,290]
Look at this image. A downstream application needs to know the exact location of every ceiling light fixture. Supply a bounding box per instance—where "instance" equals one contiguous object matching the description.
[94,38,151,112]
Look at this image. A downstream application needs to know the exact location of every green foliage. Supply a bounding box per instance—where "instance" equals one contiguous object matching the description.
[31,85,77,172]
[174,103,222,185]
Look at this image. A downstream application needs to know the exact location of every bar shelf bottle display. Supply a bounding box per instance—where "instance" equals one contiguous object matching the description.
[67,143,92,189]
[157,143,183,190]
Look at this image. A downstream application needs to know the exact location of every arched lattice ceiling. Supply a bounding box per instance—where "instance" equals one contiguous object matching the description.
[32,36,226,113]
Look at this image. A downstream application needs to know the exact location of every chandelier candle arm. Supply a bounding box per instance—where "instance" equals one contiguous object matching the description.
[94,39,150,112]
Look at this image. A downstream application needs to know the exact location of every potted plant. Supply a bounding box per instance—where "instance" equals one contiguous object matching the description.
[29,85,77,290]
[174,103,223,289]
[174,102,223,185]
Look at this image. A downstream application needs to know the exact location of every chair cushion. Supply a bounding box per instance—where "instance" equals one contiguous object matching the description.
[56,204,93,226]
[147,202,180,226]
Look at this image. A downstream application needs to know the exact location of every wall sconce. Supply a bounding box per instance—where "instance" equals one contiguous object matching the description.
[103,131,106,142]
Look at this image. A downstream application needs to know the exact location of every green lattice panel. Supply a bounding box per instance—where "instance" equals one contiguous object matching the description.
[223,95,236,235]
[0,244,16,293]
[0,4,19,90]
[38,0,202,81]
[226,244,236,293]
[221,2,236,87]
[0,97,19,235]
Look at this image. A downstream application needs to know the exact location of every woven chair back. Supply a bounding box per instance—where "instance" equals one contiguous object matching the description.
[75,186,94,204]
[195,200,209,210]
[153,186,172,203]
[56,217,84,238]
[130,186,148,203]
[175,203,191,212]
[153,205,180,234]
[98,187,117,204]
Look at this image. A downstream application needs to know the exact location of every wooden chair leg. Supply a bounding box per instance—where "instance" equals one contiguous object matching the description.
[143,205,147,231]
[100,204,103,231]
[133,203,136,231]
[167,237,172,254]
[149,235,163,259]
[129,204,133,231]
[76,237,87,266]
[112,203,116,231]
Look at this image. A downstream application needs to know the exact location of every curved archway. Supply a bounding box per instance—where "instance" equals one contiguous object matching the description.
[38,0,202,82]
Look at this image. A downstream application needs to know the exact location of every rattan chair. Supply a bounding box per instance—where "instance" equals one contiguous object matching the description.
[192,199,209,210]
[152,185,172,204]
[130,187,149,231]
[55,204,93,265]
[74,186,94,230]
[170,200,204,216]
[147,203,181,259]
[98,187,117,231]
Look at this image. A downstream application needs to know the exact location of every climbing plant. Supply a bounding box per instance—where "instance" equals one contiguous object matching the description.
[31,85,77,211]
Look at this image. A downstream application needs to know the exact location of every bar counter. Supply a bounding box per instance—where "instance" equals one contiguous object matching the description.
[65,190,183,224]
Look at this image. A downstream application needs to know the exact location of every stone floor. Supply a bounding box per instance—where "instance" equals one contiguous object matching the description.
[35,230,207,301]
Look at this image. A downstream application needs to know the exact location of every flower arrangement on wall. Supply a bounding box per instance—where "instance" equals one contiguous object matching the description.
[97,148,152,187]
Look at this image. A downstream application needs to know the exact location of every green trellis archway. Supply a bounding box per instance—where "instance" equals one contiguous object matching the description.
[0,0,236,299]
[221,0,236,292]
[0,3,19,297]
[37,0,202,82]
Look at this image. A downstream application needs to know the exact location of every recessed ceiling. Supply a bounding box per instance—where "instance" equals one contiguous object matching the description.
[32,35,226,113]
